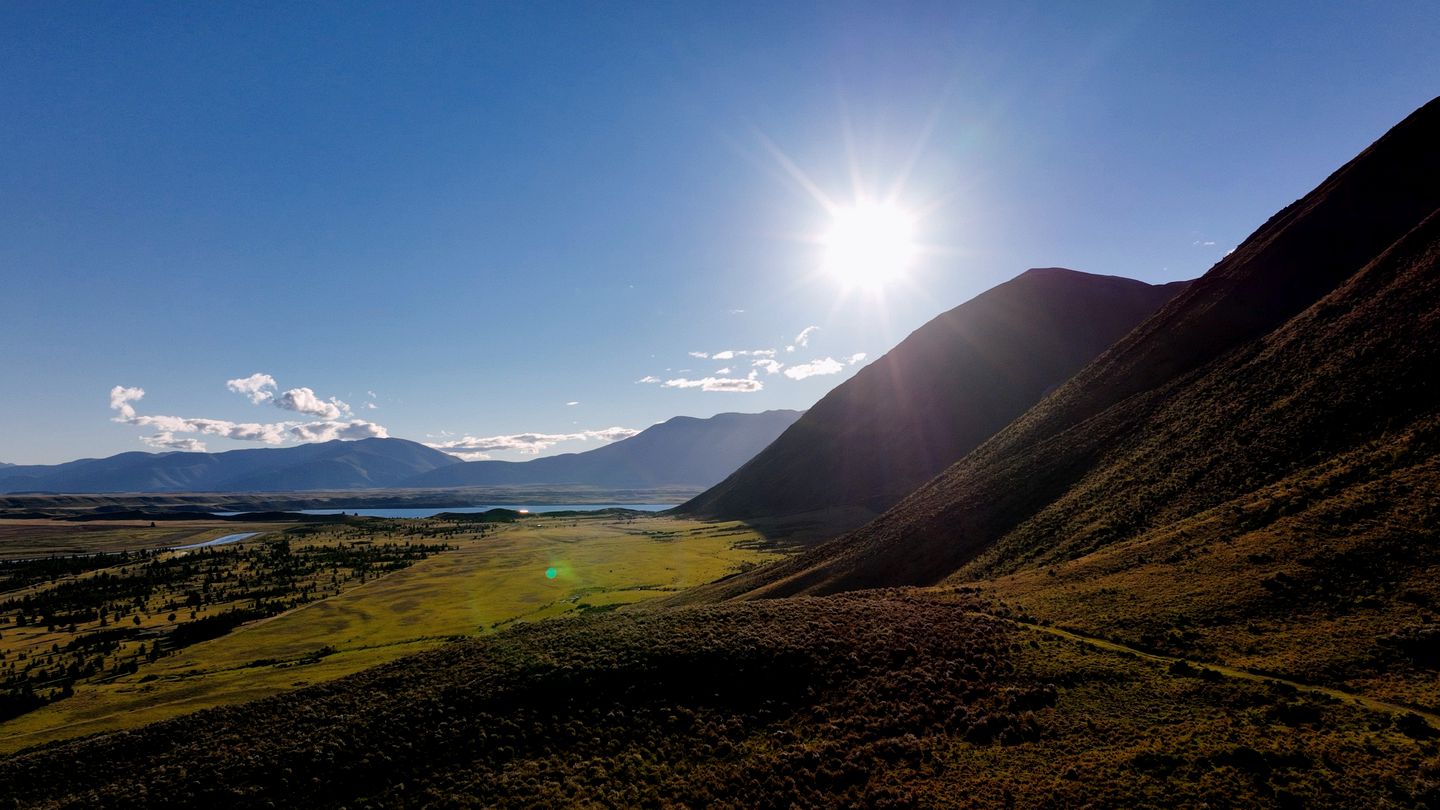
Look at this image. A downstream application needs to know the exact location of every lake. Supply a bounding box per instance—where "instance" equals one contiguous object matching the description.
[219,504,676,519]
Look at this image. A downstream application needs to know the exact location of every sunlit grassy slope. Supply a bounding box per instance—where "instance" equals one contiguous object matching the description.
[0,514,783,753]
[4,591,1436,808]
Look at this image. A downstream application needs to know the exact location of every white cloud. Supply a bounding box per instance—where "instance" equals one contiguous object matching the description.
[783,357,844,380]
[226,373,277,404]
[728,309,745,314]
[688,351,710,359]
[662,370,763,392]
[274,387,348,420]
[848,352,867,365]
[141,432,208,452]
[109,385,145,420]
[125,413,289,444]
[566,401,580,406]
[636,375,661,384]
[288,420,389,442]
[752,358,784,375]
[364,402,379,410]
[714,367,732,375]
[712,350,736,360]
[109,383,388,449]
[793,326,819,347]
[425,427,640,456]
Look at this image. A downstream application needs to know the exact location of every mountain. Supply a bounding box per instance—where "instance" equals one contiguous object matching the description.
[0,438,462,493]
[400,410,803,490]
[720,97,1440,604]
[679,269,1187,522]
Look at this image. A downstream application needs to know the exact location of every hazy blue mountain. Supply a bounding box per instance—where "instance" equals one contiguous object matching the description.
[0,438,461,493]
[400,410,804,489]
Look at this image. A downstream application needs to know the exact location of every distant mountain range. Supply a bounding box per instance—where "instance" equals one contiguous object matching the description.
[0,438,461,493]
[716,94,1440,600]
[0,410,802,494]
[680,268,1187,523]
[401,410,803,490]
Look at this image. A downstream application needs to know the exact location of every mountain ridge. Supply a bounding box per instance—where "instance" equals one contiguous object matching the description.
[716,94,1440,600]
[400,410,803,490]
[679,268,1188,522]
[0,410,803,494]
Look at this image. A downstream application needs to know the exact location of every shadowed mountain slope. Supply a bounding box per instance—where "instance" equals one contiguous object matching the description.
[0,438,461,493]
[400,410,802,490]
[716,95,1440,600]
[679,269,1186,522]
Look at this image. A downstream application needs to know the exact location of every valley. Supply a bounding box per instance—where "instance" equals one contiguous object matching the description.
[0,513,791,753]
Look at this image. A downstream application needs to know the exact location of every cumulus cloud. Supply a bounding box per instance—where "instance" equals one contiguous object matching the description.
[848,352,868,365]
[274,387,348,420]
[141,432,208,452]
[109,386,145,420]
[289,420,389,442]
[425,426,640,456]
[783,357,844,380]
[714,367,732,375]
[636,375,661,384]
[688,351,710,359]
[662,370,763,393]
[752,358,784,375]
[109,382,387,450]
[225,373,277,404]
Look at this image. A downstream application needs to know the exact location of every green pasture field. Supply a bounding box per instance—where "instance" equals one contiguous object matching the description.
[0,513,786,753]
[0,520,280,560]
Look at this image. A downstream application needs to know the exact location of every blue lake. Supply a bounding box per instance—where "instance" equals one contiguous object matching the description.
[220,504,676,519]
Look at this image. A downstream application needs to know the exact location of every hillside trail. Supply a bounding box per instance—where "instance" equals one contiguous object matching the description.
[984,612,1440,729]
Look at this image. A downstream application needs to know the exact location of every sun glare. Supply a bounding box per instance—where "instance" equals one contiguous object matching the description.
[821,202,917,289]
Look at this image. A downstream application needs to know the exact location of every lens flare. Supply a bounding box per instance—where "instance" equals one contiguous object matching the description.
[821,202,917,289]
[545,567,557,579]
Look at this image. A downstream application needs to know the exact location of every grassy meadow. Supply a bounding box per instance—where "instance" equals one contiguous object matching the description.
[0,513,786,752]
[0,520,279,560]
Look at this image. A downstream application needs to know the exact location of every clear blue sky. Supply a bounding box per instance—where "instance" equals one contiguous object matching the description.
[3,1,1437,464]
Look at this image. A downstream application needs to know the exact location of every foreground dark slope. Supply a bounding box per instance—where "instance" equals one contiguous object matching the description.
[718,95,1440,600]
[402,410,802,489]
[0,438,460,493]
[3,592,1434,808]
[681,269,1186,522]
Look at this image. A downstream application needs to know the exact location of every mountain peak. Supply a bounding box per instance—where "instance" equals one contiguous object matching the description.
[679,269,1186,522]
[719,95,1440,599]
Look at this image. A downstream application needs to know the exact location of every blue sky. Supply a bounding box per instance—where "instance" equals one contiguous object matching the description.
[3,1,1437,464]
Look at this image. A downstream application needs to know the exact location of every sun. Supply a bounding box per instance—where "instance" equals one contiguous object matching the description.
[821,201,917,289]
